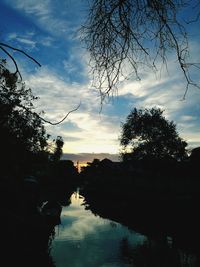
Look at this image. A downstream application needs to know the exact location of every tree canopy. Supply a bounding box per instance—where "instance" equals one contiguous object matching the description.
[50,136,64,162]
[82,0,200,100]
[120,107,187,161]
[0,59,50,176]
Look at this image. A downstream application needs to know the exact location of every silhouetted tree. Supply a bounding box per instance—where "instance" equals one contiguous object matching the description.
[120,107,187,161]
[88,158,101,168]
[82,0,200,100]
[188,146,200,174]
[0,59,50,177]
[189,146,200,162]
[0,43,81,125]
[50,136,64,162]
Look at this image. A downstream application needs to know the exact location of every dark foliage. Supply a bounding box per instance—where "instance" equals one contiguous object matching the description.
[0,59,50,179]
[120,107,188,161]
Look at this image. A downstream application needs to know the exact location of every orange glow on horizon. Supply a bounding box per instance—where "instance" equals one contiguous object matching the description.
[75,161,88,172]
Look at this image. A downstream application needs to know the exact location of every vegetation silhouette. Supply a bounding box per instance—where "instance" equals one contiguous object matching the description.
[2,58,200,265]
[119,236,196,267]
[120,107,188,161]
[80,153,200,265]
[1,2,200,264]
[80,108,200,265]
[0,59,79,266]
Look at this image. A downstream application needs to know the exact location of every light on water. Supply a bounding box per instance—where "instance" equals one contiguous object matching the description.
[51,192,147,267]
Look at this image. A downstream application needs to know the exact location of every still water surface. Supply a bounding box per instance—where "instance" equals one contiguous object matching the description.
[51,191,147,267]
[50,191,198,267]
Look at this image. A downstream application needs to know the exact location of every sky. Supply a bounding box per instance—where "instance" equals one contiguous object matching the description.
[1,0,200,163]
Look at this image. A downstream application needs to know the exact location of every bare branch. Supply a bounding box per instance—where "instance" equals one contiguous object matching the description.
[1,86,81,126]
[81,0,200,101]
[153,7,200,99]
[0,45,81,126]
[40,101,81,125]
[16,100,81,126]
[0,42,41,82]
[0,43,41,67]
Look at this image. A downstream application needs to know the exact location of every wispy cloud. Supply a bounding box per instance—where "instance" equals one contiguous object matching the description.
[21,49,200,153]
[2,0,200,155]
[23,66,120,153]
[5,0,86,38]
[180,115,197,122]
[13,0,51,16]
[7,32,36,50]
[107,55,200,148]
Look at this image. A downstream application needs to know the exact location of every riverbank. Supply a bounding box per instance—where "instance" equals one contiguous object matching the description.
[81,191,200,255]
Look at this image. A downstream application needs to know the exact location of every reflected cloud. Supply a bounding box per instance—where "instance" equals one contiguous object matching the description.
[55,194,146,244]
[51,193,146,267]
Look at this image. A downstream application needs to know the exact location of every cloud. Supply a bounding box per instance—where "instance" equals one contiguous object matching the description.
[52,192,147,267]
[39,36,54,47]
[3,0,200,154]
[5,0,86,38]
[13,0,51,16]
[180,115,197,122]
[109,54,200,147]
[7,32,37,50]
[21,53,200,153]
[63,60,77,74]
[22,66,121,154]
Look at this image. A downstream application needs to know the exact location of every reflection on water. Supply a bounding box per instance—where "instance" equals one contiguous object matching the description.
[50,191,198,267]
[51,191,146,267]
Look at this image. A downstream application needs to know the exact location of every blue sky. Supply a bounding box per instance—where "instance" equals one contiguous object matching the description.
[1,0,200,161]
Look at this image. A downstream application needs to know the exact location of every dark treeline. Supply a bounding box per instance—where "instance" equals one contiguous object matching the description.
[0,60,80,266]
[1,156,79,266]
[79,109,200,265]
[0,58,80,205]
[1,57,200,266]
[79,155,200,258]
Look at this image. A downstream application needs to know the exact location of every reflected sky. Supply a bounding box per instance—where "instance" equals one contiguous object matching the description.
[51,192,146,267]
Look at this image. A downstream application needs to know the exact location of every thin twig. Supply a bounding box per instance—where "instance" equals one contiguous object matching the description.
[0,43,41,67]
[40,101,81,125]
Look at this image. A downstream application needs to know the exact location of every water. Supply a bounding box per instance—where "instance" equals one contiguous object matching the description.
[50,191,147,267]
[3,191,198,266]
